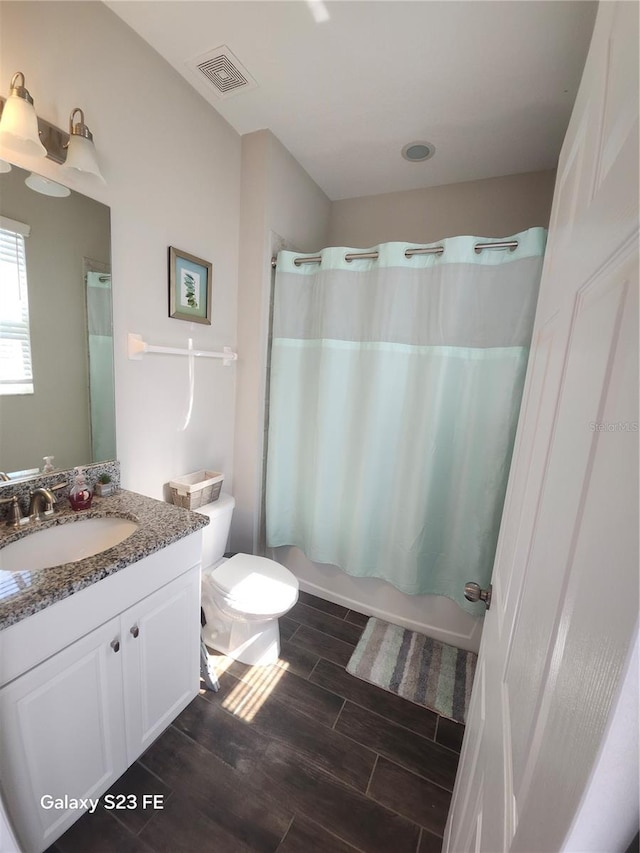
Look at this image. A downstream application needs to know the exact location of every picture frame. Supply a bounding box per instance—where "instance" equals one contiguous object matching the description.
[168,246,212,325]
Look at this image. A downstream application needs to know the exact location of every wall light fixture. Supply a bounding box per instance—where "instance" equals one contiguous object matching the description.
[62,108,105,183]
[0,72,46,159]
[0,73,106,186]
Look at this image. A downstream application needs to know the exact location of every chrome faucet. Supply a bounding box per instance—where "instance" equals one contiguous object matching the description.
[29,487,57,521]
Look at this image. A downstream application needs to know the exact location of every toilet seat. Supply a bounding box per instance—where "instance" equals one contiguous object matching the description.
[207,554,298,618]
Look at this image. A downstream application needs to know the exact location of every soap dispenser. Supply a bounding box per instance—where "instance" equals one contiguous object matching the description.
[42,456,55,473]
[68,466,93,511]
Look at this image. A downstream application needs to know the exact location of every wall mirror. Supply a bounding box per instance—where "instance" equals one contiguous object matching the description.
[0,163,115,482]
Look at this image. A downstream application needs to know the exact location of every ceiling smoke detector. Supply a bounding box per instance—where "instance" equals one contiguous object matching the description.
[186,46,257,99]
[402,141,436,162]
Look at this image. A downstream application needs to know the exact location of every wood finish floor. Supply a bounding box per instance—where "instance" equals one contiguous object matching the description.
[47,592,464,853]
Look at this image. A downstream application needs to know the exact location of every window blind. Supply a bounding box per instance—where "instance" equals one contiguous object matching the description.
[0,218,34,395]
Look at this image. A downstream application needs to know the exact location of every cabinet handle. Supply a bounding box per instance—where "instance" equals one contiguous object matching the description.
[110,639,120,653]
[130,625,139,639]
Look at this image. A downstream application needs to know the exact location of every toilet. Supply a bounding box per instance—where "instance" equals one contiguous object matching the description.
[197,494,299,666]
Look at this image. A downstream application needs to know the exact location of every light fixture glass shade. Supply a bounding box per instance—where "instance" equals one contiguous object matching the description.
[0,74,47,159]
[0,159,12,173]
[24,172,70,197]
[63,134,105,182]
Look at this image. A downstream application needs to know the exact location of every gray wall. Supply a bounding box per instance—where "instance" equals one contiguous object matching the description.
[328,169,556,248]
[231,130,331,553]
[1,1,241,499]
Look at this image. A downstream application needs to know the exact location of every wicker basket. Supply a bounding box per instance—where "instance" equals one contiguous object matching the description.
[169,470,223,510]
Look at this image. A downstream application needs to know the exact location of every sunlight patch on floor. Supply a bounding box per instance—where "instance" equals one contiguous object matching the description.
[210,654,235,676]
[221,661,289,722]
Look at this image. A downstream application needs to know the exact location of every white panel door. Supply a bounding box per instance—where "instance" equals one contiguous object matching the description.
[122,567,200,759]
[0,617,127,853]
[445,3,639,851]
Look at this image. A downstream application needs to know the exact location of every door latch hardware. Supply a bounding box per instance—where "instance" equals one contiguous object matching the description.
[464,582,492,610]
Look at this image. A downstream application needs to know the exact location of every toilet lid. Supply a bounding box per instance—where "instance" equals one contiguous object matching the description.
[210,554,299,616]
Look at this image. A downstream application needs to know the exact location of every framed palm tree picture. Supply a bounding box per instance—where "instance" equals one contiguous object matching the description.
[168,246,212,324]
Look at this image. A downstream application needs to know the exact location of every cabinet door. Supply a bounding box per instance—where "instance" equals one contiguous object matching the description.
[122,567,200,760]
[0,617,127,853]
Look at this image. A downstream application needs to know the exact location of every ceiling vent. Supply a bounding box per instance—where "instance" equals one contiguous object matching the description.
[186,46,257,99]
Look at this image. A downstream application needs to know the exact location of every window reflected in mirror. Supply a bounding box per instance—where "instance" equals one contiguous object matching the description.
[0,217,34,396]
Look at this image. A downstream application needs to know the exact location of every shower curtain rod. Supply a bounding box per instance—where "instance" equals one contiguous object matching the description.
[270,239,519,268]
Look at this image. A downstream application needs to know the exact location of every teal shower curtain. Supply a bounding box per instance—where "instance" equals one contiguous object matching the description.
[265,228,546,614]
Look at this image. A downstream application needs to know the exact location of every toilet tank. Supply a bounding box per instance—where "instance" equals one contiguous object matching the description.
[195,493,235,568]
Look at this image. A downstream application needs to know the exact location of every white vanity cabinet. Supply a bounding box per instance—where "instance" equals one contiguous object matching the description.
[0,532,202,853]
[122,566,199,756]
[0,615,128,853]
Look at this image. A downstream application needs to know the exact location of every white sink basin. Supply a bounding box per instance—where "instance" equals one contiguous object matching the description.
[0,517,139,572]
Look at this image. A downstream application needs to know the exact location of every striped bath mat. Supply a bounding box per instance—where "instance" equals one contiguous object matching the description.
[346,617,477,724]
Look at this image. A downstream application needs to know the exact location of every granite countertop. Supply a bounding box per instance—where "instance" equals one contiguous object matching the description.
[0,490,208,631]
